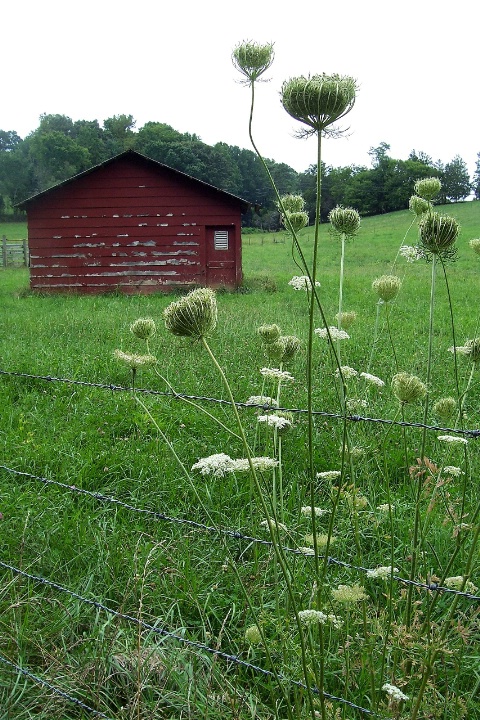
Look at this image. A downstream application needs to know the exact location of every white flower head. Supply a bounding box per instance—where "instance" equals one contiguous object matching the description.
[399,245,423,262]
[300,506,328,517]
[443,466,464,477]
[260,367,295,382]
[260,518,288,532]
[335,366,358,379]
[382,683,409,703]
[376,503,394,513]
[346,397,368,412]
[315,326,350,341]
[366,566,399,579]
[245,395,278,409]
[298,609,328,626]
[444,576,478,593]
[316,470,342,481]
[360,371,385,387]
[438,435,468,445]
[231,457,279,472]
[288,275,321,291]
[191,453,235,477]
[258,414,292,430]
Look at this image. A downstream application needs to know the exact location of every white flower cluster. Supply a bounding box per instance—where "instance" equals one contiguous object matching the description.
[443,465,464,477]
[376,503,394,513]
[315,326,350,341]
[448,345,473,355]
[245,395,278,408]
[191,454,278,476]
[444,576,478,593]
[258,414,292,430]
[360,371,385,387]
[300,506,327,517]
[382,683,409,702]
[260,367,295,382]
[316,470,342,481]
[346,397,368,412]
[366,566,399,579]
[399,244,423,262]
[438,435,468,445]
[335,366,358,379]
[288,275,321,291]
[298,609,343,629]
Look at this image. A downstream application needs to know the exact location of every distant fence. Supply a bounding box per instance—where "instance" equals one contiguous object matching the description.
[1,235,29,267]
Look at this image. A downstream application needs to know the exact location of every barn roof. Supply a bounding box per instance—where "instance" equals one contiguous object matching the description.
[17,150,252,213]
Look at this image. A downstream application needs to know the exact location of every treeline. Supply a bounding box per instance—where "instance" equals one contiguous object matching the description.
[0,115,478,226]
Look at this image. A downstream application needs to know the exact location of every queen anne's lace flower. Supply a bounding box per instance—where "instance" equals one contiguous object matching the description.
[245,395,278,408]
[231,457,279,472]
[191,453,235,477]
[301,506,327,517]
[288,275,321,291]
[382,683,409,702]
[443,466,463,477]
[366,566,398,579]
[335,366,358,379]
[332,583,367,604]
[438,435,468,445]
[113,349,157,368]
[399,244,423,262]
[444,576,478,593]
[260,368,295,382]
[258,414,292,430]
[360,371,384,387]
[316,470,341,481]
[315,326,350,341]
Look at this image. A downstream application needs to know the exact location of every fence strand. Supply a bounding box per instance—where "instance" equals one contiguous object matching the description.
[1,463,479,602]
[0,561,379,717]
[1,368,479,437]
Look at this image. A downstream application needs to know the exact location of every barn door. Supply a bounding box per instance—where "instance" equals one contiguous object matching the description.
[205,226,236,287]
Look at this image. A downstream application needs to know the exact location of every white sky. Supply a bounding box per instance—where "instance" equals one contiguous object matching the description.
[4,0,479,176]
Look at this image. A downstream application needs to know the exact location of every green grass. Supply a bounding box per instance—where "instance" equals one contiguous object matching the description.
[1,203,480,719]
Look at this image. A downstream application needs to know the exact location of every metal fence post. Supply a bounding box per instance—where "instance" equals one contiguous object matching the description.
[1,236,7,268]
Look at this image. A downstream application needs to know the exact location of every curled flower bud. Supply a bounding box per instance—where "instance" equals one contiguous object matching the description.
[414,177,442,201]
[258,324,281,344]
[130,317,156,340]
[232,40,274,84]
[276,194,305,214]
[391,372,427,404]
[283,211,309,232]
[328,205,361,236]
[281,73,357,133]
[163,288,217,338]
[433,397,457,422]
[335,311,357,329]
[419,212,459,259]
[372,275,402,302]
[409,195,431,217]
[278,335,302,363]
[469,238,480,255]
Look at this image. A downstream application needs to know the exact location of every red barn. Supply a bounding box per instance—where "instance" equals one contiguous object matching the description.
[18,150,251,293]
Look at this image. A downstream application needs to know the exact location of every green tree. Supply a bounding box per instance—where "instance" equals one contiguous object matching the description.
[0,130,22,152]
[442,155,471,201]
[29,131,91,188]
[103,114,136,154]
[472,152,480,200]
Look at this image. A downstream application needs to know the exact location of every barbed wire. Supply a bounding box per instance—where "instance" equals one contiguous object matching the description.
[0,561,379,717]
[2,463,479,602]
[1,368,479,437]
[0,653,114,719]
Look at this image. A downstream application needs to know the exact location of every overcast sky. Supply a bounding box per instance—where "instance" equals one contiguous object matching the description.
[5,0,478,177]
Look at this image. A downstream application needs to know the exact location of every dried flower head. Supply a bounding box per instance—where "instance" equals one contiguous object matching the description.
[281,73,357,134]
[163,288,217,338]
[130,317,156,340]
[372,275,402,302]
[469,238,480,255]
[448,338,480,363]
[419,212,460,260]
[328,205,361,236]
[414,176,442,201]
[335,310,357,329]
[245,624,262,644]
[332,583,367,604]
[409,194,431,217]
[391,372,427,404]
[232,40,274,84]
[289,275,321,291]
[113,349,157,368]
[257,323,281,345]
[433,396,457,422]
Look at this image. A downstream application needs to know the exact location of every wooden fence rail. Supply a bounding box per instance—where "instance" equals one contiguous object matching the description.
[1,236,29,268]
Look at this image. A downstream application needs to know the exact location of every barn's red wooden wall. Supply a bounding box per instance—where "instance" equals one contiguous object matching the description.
[26,154,244,293]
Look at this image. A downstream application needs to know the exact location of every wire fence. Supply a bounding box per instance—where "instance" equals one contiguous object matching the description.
[1,366,479,718]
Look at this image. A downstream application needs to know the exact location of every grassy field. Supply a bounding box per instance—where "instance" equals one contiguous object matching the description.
[1,202,480,719]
